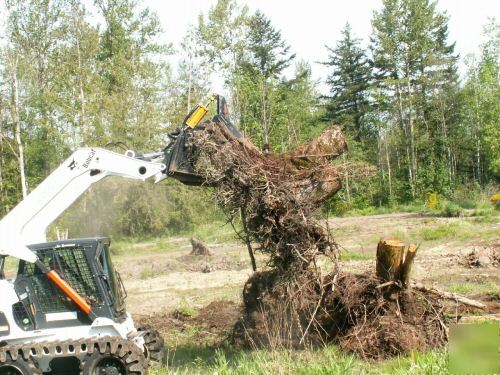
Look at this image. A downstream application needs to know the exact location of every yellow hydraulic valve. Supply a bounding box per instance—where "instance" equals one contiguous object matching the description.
[184,95,217,128]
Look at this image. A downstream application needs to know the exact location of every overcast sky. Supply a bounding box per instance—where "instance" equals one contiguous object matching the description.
[145,0,498,94]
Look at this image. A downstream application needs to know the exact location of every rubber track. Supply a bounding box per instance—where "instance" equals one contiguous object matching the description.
[0,336,148,374]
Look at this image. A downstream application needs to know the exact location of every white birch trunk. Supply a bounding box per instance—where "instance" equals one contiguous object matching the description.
[11,57,28,198]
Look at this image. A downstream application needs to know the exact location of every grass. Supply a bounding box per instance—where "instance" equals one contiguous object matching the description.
[174,305,199,319]
[111,220,235,256]
[381,350,449,375]
[149,345,448,374]
[190,221,237,243]
[139,266,158,280]
[342,193,499,220]
[470,215,500,224]
[446,282,475,295]
[446,280,500,296]
[417,223,462,241]
[340,251,373,261]
[396,218,500,243]
[345,203,432,217]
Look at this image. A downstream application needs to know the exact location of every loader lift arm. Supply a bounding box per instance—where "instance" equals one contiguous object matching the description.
[0,148,166,264]
[0,94,238,263]
[0,94,239,320]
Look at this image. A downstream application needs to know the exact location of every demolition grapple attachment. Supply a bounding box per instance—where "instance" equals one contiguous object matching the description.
[162,95,241,185]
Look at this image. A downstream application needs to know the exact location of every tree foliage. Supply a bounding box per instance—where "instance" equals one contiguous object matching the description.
[0,0,498,238]
[324,23,372,142]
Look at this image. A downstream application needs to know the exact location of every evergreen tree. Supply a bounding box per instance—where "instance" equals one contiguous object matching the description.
[241,11,295,79]
[238,11,295,148]
[324,23,372,142]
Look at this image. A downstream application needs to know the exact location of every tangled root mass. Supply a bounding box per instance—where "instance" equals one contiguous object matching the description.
[185,121,447,359]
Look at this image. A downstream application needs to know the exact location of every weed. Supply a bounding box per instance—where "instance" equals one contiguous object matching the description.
[447,283,475,295]
[340,251,373,261]
[441,202,464,217]
[175,305,198,319]
[150,346,450,374]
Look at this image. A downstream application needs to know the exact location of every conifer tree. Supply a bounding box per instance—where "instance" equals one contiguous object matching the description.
[324,23,372,142]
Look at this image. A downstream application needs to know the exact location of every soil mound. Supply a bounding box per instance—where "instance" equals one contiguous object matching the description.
[321,273,446,359]
[194,301,243,332]
[136,301,242,346]
[461,246,499,268]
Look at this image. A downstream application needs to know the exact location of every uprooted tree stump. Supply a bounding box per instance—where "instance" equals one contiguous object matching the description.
[190,237,211,256]
[185,121,452,359]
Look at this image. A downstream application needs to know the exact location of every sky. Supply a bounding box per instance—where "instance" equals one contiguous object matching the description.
[145,0,499,94]
[0,0,497,94]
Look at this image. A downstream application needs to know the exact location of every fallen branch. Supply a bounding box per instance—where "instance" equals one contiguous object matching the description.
[375,280,397,289]
[459,314,500,322]
[412,282,486,309]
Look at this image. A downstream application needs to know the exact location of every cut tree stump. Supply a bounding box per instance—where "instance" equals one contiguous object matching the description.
[190,237,211,256]
[376,239,405,282]
[376,239,418,287]
[375,238,486,309]
[400,244,418,286]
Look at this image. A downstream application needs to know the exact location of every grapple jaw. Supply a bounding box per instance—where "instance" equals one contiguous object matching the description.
[163,95,241,186]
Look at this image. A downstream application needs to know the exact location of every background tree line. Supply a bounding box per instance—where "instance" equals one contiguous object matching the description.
[0,0,498,238]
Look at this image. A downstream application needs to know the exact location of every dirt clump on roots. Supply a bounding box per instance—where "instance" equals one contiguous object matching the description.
[319,273,447,359]
[184,120,447,359]
[189,122,345,273]
[190,237,211,256]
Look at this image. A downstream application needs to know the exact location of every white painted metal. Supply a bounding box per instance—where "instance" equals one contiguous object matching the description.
[45,312,78,322]
[0,148,166,263]
[0,147,165,372]
[0,278,144,353]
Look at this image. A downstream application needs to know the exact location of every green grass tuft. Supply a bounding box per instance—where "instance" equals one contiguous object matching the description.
[340,251,373,261]
[150,346,450,374]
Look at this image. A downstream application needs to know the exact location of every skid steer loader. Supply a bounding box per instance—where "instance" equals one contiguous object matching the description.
[0,95,239,374]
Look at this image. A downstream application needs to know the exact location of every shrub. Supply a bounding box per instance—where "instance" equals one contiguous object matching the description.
[442,202,464,217]
[425,192,440,209]
[490,193,500,208]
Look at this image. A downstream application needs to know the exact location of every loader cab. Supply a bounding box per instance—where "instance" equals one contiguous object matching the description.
[13,238,127,331]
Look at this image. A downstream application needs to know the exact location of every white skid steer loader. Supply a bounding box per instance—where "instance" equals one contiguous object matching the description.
[0,95,240,374]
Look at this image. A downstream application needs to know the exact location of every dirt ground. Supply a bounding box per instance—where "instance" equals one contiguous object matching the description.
[121,212,499,317]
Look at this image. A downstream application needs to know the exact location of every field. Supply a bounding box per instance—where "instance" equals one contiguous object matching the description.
[109,211,499,374]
